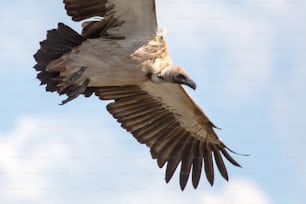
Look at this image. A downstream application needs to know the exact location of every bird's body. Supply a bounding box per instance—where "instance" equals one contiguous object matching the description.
[33,0,242,190]
[47,35,170,87]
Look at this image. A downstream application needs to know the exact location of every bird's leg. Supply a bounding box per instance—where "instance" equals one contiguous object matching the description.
[59,79,89,105]
[57,66,89,105]
[58,66,87,93]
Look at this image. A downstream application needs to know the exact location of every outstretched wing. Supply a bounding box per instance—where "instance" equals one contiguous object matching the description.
[34,1,241,190]
[63,0,157,38]
[94,82,240,190]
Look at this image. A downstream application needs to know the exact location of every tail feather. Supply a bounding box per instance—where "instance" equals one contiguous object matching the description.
[56,24,86,45]
[33,23,86,93]
[37,71,61,92]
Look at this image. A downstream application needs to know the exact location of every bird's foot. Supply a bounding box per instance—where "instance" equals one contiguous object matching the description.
[58,66,90,105]
[58,66,87,93]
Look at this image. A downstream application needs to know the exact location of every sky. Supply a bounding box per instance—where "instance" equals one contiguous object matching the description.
[0,0,305,203]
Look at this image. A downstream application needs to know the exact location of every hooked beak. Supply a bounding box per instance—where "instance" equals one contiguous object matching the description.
[175,78,197,90]
[185,78,197,90]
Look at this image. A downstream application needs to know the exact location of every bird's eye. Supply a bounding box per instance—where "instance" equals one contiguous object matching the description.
[177,73,187,81]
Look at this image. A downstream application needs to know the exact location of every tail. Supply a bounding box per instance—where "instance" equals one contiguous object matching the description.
[34,23,85,92]
[33,23,95,103]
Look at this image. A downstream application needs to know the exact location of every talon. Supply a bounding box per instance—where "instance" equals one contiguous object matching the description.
[58,66,87,94]
[59,79,90,105]
[69,66,87,82]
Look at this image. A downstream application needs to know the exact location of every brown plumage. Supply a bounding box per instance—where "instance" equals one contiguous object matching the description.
[33,0,241,190]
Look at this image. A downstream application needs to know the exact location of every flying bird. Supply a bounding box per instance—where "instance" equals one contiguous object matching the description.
[34,0,241,190]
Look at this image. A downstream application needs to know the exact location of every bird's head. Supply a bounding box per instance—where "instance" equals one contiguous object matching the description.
[149,65,197,90]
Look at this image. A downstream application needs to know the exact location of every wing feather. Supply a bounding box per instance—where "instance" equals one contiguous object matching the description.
[191,141,202,188]
[179,137,195,190]
[129,111,169,137]
[165,132,190,183]
[201,142,214,186]
[94,83,240,189]
[151,125,182,159]
[212,144,229,181]
[143,120,178,147]
[117,108,164,125]
[135,115,175,144]
[156,131,183,166]
[64,0,108,21]
[109,103,160,118]
[63,0,157,38]
[220,146,242,167]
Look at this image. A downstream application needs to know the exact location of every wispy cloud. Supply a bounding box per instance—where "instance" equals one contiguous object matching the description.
[116,178,272,204]
[157,1,305,109]
[157,2,274,107]
[201,179,272,204]
[0,116,272,204]
[0,116,67,199]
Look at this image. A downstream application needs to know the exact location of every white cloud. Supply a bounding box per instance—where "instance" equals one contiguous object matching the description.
[0,116,68,199]
[0,115,273,204]
[121,178,272,204]
[0,114,162,203]
[201,179,272,204]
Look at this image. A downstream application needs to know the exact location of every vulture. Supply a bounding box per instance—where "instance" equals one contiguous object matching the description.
[34,0,242,190]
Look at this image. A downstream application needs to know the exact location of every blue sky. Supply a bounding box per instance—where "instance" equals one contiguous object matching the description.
[0,0,305,203]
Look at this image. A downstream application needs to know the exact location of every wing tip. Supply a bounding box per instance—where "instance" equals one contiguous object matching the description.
[225,145,250,157]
